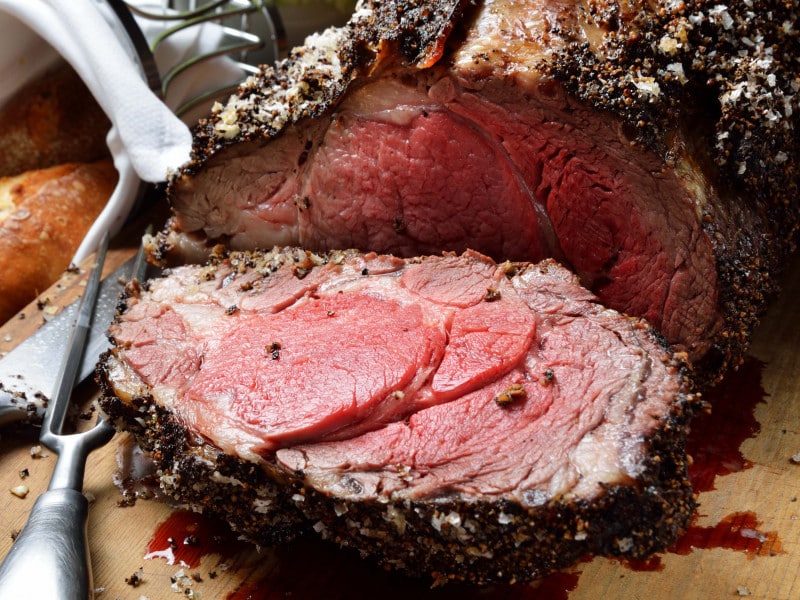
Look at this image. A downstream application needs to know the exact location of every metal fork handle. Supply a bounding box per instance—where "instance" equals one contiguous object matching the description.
[0,236,113,599]
[47,419,116,492]
[0,489,93,599]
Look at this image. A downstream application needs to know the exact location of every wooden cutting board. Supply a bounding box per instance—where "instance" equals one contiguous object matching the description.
[0,230,797,600]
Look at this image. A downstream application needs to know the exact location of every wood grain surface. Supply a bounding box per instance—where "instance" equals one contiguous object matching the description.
[0,231,797,600]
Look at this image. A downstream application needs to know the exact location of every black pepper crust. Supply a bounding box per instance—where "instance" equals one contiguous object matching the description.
[174,0,800,221]
[546,0,800,225]
[97,388,305,546]
[95,248,697,585]
[96,369,695,585]
[292,398,696,586]
[542,0,799,381]
[172,0,467,183]
[353,0,465,66]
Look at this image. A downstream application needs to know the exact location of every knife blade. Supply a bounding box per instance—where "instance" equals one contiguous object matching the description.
[0,247,148,427]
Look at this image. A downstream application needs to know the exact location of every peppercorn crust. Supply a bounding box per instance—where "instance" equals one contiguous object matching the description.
[157,0,799,388]
[170,0,799,214]
[542,0,799,383]
[97,248,697,585]
[97,356,695,585]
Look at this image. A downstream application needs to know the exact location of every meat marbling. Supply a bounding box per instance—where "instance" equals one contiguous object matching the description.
[98,247,695,585]
[154,0,800,384]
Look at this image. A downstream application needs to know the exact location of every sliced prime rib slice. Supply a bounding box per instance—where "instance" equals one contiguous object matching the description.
[153,0,799,385]
[98,247,696,585]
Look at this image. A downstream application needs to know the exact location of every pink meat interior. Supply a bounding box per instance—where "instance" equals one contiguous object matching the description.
[109,251,682,504]
[175,76,720,361]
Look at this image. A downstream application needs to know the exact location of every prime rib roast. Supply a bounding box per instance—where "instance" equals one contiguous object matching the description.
[151,0,799,385]
[98,247,695,584]
[98,0,799,586]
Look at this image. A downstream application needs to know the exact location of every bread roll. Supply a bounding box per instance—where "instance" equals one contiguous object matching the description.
[0,159,118,323]
[0,61,111,178]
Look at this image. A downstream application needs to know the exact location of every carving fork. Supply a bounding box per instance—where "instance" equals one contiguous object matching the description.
[0,233,118,599]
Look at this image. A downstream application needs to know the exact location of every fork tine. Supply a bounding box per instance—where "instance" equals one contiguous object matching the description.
[158,24,264,95]
[120,0,283,115]
[125,0,231,20]
[147,6,261,53]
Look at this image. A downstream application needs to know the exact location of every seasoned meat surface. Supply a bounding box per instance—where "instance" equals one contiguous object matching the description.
[99,247,695,584]
[156,0,799,384]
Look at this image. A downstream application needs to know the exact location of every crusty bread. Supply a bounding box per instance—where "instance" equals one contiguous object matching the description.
[0,160,118,323]
[0,61,111,178]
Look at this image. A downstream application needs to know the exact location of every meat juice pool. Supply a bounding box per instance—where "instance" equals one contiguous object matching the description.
[672,356,782,558]
[626,355,781,572]
[136,356,771,596]
[685,356,766,493]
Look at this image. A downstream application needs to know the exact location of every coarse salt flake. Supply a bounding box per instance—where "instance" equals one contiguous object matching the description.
[9,485,29,498]
[616,537,634,552]
[634,77,661,96]
[709,5,735,30]
[667,62,687,83]
[497,512,515,525]
[659,36,679,55]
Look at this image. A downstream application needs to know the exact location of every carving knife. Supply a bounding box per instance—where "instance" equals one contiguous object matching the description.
[0,247,148,428]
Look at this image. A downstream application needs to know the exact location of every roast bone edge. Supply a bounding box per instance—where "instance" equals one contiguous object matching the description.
[97,247,697,585]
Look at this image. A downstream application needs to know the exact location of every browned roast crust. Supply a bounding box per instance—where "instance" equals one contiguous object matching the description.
[545,0,799,226]
[97,249,697,585]
[174,0,467,182]
[288,386,696,586]
[173,0,800,211]
[353,0,465,66]
[97,357,695,585]
[158,0,799,387]
[542,0,799,380]
[97,389,304,545]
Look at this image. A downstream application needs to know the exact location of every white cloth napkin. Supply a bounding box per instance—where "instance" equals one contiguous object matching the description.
[0,0,254,261]
[0,0,193,182]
